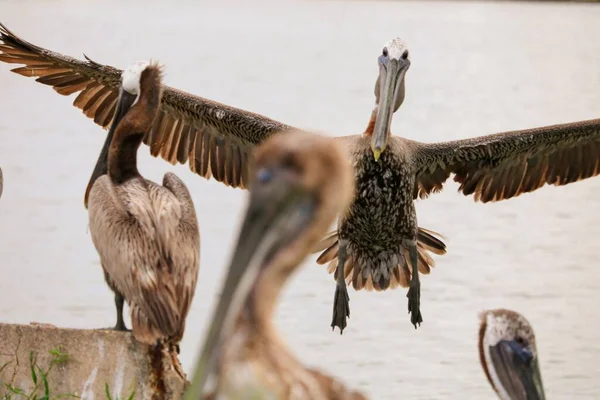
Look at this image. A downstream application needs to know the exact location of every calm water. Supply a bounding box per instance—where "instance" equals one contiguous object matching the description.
[1,1,599,398]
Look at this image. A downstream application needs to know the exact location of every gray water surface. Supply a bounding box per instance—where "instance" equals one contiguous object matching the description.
[1,1,599,398]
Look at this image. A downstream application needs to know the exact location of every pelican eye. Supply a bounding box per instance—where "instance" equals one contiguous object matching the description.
[402,50,409,60]
[257,168,273,183]
[382,48,388,57]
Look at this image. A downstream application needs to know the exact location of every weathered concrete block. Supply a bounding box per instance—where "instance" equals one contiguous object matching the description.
[0,322,188,399]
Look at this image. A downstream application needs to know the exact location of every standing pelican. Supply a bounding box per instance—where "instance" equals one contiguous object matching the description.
[1,24,600,332]
[479,309,545,400]
[87,59,200,348]
[185,130,364,400]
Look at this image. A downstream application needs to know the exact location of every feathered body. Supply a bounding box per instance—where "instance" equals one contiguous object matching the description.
[86,61,200,346]
[89,173,199,344]
[317,135,445,292]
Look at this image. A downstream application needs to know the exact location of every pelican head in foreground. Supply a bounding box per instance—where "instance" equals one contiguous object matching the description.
[86,60,200,348]
[185,130,364,399]
[479,309,545,400]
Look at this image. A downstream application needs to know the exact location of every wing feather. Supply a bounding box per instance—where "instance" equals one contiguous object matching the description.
[0,22,296,189]
[412,119,600,203]
[88,176,199,342]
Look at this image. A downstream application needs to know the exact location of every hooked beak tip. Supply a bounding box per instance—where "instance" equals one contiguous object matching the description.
[372,147,382,162]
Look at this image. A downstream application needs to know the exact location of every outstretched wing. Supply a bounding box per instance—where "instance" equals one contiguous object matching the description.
[0,22,296,189]
[412,118,600,202]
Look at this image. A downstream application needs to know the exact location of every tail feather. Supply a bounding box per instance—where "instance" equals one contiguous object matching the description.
[417,228,447,255]
[405,247,433,275]
[393,265,410,289]
[317,227,447,291]
[344,258,354,280]
[317,241,339,264]
[131,304,166,346]
[327,259,337,275]
[311,230,338,254]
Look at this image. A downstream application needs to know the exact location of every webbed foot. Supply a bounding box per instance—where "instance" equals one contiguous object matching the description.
[331,283,350,334]
[407,280,422,329]
[114,319,130,332]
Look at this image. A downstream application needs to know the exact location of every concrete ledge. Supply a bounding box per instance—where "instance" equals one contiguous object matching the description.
[0,322,188,399]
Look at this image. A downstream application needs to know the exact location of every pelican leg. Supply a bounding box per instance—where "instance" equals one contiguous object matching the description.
[406,243,423,328]
[331,239,350,334]
[114,293,129,331]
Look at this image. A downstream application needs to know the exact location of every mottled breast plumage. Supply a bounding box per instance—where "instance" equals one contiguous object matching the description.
[341,146,417,254]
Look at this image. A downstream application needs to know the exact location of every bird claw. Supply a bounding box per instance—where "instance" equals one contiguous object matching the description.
[331,283,350,334]
[113,320,130,332]
[407,281,423,329]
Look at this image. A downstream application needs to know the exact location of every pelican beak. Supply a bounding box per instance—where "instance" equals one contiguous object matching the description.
[371,147,382,162]
[489,339,546,400]
[371,57,409,161]
[84,89,138,208]
[184,168,317,399]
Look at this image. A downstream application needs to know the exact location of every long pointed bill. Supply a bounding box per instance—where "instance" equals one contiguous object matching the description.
[489,340,546,400]
[371,59,409,161]
[184,173,316,399]
[84,89,137,208]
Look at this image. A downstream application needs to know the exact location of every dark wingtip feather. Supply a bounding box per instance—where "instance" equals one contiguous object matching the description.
[417,227,447,255]
[0,22,45,54]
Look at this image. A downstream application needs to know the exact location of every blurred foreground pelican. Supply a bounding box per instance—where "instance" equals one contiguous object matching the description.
[479,309,545,400]
[2,24,600,332]
[184,130,365,399]
[86,60,200,349]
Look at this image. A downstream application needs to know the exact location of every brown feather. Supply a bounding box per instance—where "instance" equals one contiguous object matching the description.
[56,79,93,96]
[316,242,339,264]
[223,142,234,187]
[415,119,600,203]
[148,112,168,156]
[176,125,192,164]
[154,115,175,157]
[82,87,112,116]
[230,146,242,187]
[164,119,183,165]
[200,131,212,178]
[0,22,296,190]
[93,91,118,126]
[10,66,66,76]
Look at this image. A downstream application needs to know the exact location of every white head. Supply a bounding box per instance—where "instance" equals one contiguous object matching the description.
[479,309,545,400]
[121,60,150,103]
[382,38,410,61]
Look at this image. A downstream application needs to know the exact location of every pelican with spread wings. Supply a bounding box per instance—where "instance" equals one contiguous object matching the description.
[1,23,599,332]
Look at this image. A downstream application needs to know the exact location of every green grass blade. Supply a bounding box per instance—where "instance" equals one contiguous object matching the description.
[29,352,38,385]
[104,383,113,400]
[38,365,50,397]
[48,348,68,365]
[54,394,81,399]
[5,383,26,395]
